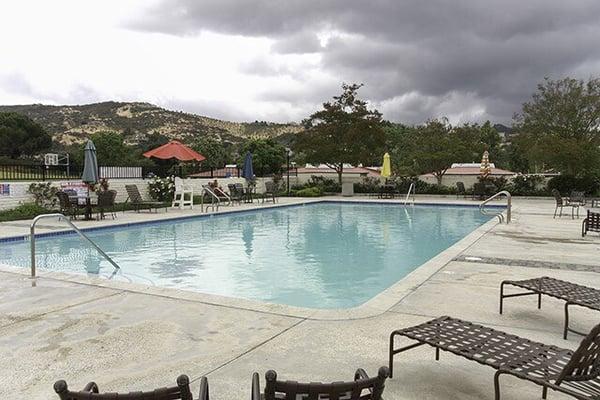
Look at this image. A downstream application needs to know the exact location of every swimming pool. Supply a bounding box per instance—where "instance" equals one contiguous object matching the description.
[0,202,492,309]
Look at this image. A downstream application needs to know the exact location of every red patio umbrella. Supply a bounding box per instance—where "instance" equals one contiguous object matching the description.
[143,140,206,161]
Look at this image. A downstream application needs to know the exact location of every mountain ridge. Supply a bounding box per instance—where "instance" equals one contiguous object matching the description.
[0,101,303,146]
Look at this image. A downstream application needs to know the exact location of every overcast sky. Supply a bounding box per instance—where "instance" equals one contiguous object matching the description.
[1,0,598,124]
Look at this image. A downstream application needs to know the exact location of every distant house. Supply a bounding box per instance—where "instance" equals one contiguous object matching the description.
[294,164,381,184]
[419,163,516,188]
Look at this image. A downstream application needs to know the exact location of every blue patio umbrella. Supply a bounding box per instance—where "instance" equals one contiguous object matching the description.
[242,152,254,180]
[81,140,99,185]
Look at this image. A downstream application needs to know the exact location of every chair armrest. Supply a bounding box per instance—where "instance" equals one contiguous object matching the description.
[354,368,370,381]
[198,376,209,400]
[83,382,99,393]
[251,372,261,400]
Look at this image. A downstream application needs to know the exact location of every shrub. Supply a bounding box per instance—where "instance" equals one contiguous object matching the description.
[292,186,323,197]
[0,202,53,222]
[508,174,548,196]
[306,175,340,193]
[148,176,175,201]
[28,182,58,208]
[548,175,600,196]
[354,176,382,193]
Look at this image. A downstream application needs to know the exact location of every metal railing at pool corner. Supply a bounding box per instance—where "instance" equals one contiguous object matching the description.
[479,190,511,224]
[29,213,121,278]
[403,182,415,206]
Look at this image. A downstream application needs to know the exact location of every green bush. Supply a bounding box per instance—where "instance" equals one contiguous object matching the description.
[291,186,323,197]
[548,175,600,196]
[354,176,382,193]
[507,175,548,196]
[306,176,340,193]
[28,182,58,208]
[0,203,53,222]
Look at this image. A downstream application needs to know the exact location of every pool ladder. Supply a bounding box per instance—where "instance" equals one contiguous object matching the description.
[403,182,415,206]
[29,213,121,278]
[480,191,511,223]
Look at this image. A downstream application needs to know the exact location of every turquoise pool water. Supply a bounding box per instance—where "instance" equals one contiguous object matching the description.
[0,203,491,308]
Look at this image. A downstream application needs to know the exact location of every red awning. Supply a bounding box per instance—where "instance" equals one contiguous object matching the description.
[143,140,206,162]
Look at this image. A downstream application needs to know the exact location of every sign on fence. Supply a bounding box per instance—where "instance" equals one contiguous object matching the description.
[0,184,10,196]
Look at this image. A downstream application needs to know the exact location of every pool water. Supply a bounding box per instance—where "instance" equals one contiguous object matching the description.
[0,203,491,309]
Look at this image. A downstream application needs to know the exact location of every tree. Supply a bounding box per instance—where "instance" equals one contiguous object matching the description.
[297,83,385,184]
[0,112,52,158]
[193,136,231,169]
[411,119,481,185]
[514,77,600,175]
[88,131,142,166]
[238,138,286,176]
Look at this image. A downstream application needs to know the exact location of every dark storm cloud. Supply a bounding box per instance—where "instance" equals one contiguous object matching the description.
[132,0,600,123]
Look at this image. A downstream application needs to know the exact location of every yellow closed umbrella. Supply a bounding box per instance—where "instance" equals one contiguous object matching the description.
[381,153,392,178]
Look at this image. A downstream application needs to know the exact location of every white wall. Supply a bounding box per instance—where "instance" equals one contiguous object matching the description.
[0,177,277,211]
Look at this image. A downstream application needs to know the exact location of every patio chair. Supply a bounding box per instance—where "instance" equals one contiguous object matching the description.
[53,375,209,400]
[125,184,166,213]
[252,367,389,400]
[455,181,467,199]
[569,190,586,207]
[472,182,486,200]
[262,181,278,203]
[552,189,580,219]
[228,183,243,204]
[172,177,194,210]
[500,276,600,339]
[56,191,80,220]
[96,190,117,220]
[582,208,600,236]
[389,316,600,400]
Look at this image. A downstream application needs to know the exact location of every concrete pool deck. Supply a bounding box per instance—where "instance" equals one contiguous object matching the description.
[1,196,599,399]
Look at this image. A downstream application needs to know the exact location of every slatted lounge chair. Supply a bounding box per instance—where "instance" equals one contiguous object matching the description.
[500,276,600,339]
[252,367,389,400]
[125,184,165,213]
[389,316,600,400]
[53,375,209,400]
[96,190,117,220]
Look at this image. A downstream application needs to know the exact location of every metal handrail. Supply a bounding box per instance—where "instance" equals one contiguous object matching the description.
[404,182,415,206]
[480,190,512,223]
[201,186,221,212]
[30,213,120,278]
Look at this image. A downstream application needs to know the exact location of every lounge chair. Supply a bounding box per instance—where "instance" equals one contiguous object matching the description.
[389,316,600,400]
[262,181,278,203]
[54,375,209,400]
[500,276,600,339]
[552,189,580,219]
[125,184,165,213]
[252,367,389,400]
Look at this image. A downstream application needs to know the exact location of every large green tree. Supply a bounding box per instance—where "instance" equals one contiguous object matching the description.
[87,131,144,166]
[193,136,232,169]
[238,138,286,176]
[411,119,485,185]
[514,77,600,175]
[297,83,385,184]
[0,112,52,158]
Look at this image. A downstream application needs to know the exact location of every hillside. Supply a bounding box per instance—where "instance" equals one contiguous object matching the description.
[0,102,303,146]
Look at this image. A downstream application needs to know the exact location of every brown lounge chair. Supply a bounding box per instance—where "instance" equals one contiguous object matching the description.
[500,276,600,339]
[54,375,208,400]
[389,316,600,400]
[125,184,166,213]
[252,367,390,400]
